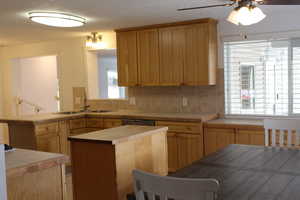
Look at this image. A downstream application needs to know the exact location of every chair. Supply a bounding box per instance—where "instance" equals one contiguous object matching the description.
[0,144,7,200]
[264,119,300,147]
[132,169,219,200]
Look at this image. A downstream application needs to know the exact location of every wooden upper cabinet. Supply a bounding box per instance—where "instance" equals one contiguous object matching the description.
[137,29,160,86]
[116,18,218,87]
[117,31,138,86]
[184,23,214,85]
[159,26,185,86]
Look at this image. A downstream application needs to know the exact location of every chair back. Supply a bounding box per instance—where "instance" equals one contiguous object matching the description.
[264,119,300,147]
[132,169,219,200]
[0,144,7,200]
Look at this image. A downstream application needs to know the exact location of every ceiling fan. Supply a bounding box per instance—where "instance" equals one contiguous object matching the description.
[178,0,300,26]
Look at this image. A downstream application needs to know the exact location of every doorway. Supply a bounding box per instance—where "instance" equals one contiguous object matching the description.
[11,55,60,116]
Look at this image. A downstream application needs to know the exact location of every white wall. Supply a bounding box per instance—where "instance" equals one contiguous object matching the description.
[0,37,88,116]
[12,55,59,115]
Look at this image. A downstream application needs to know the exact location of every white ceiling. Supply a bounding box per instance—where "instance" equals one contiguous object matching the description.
[1,0,300,45]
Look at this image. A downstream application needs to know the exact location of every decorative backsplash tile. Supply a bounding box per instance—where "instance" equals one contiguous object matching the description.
[87,69,225,115]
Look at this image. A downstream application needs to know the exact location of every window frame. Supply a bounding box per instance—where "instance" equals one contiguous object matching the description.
[223,38,300,117]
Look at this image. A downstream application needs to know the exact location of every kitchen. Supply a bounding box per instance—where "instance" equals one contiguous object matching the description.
[1,0,300,200]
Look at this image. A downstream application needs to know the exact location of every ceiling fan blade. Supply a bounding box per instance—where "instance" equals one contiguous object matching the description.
[262,0,300,5]
[177,3,233,11]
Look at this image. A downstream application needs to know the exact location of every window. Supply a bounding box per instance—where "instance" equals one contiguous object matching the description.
[224,39,300,116]
[98,50,126,99]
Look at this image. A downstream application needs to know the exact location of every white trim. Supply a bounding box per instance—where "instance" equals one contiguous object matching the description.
[221,29,300,43]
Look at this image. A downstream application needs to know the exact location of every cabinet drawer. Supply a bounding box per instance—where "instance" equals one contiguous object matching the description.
[35,123,59,135]
[69,128,100,136]
[70,118,86,130]
[103,119,122,129]
[86,118,103,128]
[156,121,201,133]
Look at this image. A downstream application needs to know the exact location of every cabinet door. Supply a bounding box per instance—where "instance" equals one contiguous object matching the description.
[117,31,138,86]
[59,121,70,156]
[236,129,264,146]
[138,29,160,86]
[159,26,185,86]
[177,133,203,169]
[167,132,178,172]
[36,133,60,153]
[103,119,123,129]
[184,23,209,85]
[204,128,235,156]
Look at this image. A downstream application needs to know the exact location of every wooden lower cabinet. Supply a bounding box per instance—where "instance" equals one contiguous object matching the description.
[167,132,178,172]
[236,129,265,146]
[103,118,123,129]
[204,127,265,156]
[177,133,203,169]
[36,133,61,153]
[204,128,235,156]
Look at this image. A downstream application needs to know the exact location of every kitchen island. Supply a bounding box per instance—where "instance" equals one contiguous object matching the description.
[6,148,69,200]
[68,125,168,200]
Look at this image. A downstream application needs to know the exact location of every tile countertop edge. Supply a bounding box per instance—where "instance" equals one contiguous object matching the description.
[68,125,169,145]
[0,112,219,124]
[204,118,264,129]
[5,149,69,178]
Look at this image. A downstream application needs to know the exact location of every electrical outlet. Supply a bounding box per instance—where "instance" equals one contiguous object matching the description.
[129,97,136,105]
[182,97,188,107]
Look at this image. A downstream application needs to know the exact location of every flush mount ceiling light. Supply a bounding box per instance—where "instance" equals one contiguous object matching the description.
[178,0,300,26]
[28,12,86,27]
[86,32,107,49]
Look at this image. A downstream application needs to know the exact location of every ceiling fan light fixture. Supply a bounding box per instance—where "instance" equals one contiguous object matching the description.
[227,5,266,26]
[28,12,86,27]
[227,8,240,25]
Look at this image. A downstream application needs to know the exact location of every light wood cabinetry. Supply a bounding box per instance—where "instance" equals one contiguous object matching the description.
[116,18,218,87]
[117,31,138,86]
[204,128,235,156]
[35,123,61,153]
[177,133,203,169]
[103,118,123,129]
[159,26,185,85]
[236,129,265,146]
[156,121,203,172]
[137,29,160,86]
[204,119,265,155]
[86,118,103,128]
[184,23,217,85]
[36,133,61,153]
[69,126,168,200]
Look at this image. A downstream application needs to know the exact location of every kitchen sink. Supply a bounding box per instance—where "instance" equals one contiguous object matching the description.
[89,110,112,113]
[56,111,83,115]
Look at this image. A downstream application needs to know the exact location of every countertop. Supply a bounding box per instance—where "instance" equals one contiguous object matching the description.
[204,118,264,129]
[0,110,218,124]
[6,148,69,177]
[68,125,168,144]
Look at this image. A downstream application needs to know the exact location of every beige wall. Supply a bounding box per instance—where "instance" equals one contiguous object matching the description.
[0,37,88,116]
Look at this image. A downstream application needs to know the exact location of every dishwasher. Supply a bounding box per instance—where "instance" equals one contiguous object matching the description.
[122,119,155,126]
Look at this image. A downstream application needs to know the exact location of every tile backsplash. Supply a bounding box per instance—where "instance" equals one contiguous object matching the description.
[87,68,224,115]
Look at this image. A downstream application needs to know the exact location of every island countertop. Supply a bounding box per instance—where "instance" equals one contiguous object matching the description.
[68,125,168,144]
[6,149,69,177]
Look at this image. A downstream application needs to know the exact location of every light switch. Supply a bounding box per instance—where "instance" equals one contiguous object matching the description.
[182,97,188,107]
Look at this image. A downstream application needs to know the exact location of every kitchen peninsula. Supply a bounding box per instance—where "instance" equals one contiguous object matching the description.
[0,111,217,171]
[68,125,168,200]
